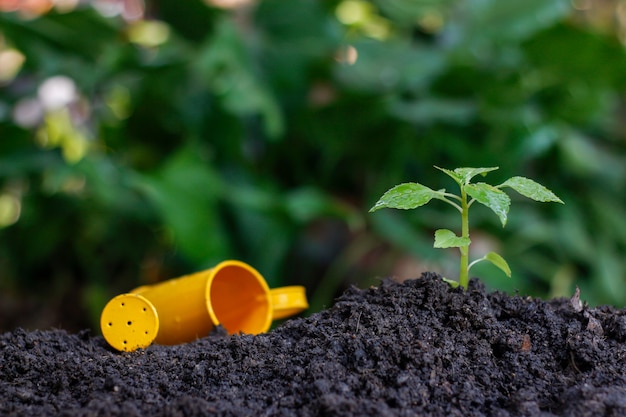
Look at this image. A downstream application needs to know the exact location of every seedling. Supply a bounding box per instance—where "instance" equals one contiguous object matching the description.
[369,167,563,289]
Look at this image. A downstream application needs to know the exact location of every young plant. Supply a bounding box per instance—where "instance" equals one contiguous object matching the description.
[369,167,563,289]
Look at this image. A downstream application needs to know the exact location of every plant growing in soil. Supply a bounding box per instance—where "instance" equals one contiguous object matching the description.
[370,166,563,289]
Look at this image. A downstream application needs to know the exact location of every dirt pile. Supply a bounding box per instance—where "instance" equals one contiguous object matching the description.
[2,273,626,416]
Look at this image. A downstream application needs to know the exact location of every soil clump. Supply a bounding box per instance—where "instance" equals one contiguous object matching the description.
[2,273,626,416]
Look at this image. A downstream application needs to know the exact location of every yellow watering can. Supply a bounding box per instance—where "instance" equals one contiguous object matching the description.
[100,260,308,351]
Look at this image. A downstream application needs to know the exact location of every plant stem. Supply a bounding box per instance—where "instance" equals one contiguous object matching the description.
[459,186,470,289]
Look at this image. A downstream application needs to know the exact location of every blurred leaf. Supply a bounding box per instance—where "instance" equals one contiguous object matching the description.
[0,149,60,178]
[595,240,626,305]
[84,282,111,331]
[226,206,293,286]
[284,187,359,226]
[449,0,570,47]
[590,197,626,247]
[389,96,476,125]
[335,39,445,93]
[0,9,120,63]
[135,146,228,266]
[556,204,594,262]
[256,0,341,92]
[373,0,455,25]
[222,183,277,212]
[196,18,284,139]
[524,23,626,88]
[549,264,576,299]
[370,211,437,259]
[558,131,626,183]
[518,124,560,159]
[157,0,218,43]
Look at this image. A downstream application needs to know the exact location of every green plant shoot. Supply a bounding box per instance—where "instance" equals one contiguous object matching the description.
[369,167,564,289]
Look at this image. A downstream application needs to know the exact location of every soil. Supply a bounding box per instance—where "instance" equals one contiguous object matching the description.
[2,272,626,417]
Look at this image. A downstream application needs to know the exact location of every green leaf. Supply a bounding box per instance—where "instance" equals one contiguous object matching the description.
[500,176,564,203]
[454,167,499,184]
[484,252,512,277]
[435,166,499,185]
[434,229,471,248]
[434,166,464,185]
[369,182,440,212]
[442,277,460,288]
[466,182,511,226]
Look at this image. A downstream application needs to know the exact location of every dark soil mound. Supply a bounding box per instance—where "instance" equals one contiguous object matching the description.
[2,273,626,416]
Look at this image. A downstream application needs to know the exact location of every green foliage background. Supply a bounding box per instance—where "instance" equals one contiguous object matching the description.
[1,0,626,332]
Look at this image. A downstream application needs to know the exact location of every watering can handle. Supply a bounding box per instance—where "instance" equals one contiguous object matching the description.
[270,286,309,320]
